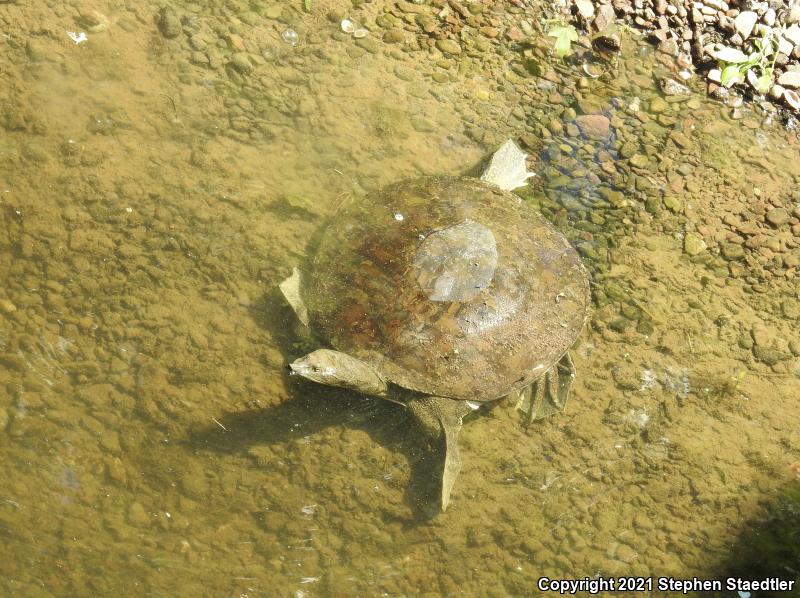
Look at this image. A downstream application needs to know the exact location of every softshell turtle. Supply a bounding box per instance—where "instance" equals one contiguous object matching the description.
[280,140,590,511]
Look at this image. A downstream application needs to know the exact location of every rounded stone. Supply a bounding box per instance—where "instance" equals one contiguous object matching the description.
[683,232,707,255]
[765,207,790,227]
[230,53,254,74]
[157,7,182,39]
[574,114,610,140]
[0,299,16,314]
[720,242,745,260]
[436,39,462,55]
[383,28,406,43]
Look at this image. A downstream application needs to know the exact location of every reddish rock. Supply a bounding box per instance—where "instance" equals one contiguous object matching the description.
[505,26,525,42]
[574,114,611,140]
[594,4,617,31]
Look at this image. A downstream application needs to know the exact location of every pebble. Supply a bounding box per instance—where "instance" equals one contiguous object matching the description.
[785,89,800,110]
[25,40,49,62]
[777,71,800,88]
[633,513,655,530]
[574,114,611,140]
[355,36,380,54]
[106,457,127,484]
[416,15,437,33]
[659,78,690,96]
[505,27,525,42]
[435,39,462,55]
[263,5,283,19]
[734,11,758,39]
[128,502,151,527]
[720,242,745,260]
[683,232,707,255]
[383,29,405,44]
[594,4,616,31]
[397,1,426,14]
[765,207,790,227]
[613,542,638,563]
[594,510,617,531]
[783,299,800,319]
[230,53,254,74]
[663,195,682,212]
[157,7,181,39]
[750,326,773,348]
[575,0,595,19]
[0,298,16,314]
[785,24,800,46]
[753,345,788,365]
[649,97,669,113]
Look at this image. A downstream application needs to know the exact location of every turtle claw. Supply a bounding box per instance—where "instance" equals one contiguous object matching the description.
[515,352,576,427]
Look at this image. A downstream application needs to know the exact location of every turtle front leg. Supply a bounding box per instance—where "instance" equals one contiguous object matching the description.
[279,267,309,326]
[406,396,473,512]
[515,352,576,427]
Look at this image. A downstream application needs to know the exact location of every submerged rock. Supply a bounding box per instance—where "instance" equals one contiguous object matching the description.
[574,114,611,139]
[683,232,707,255]
[765,207,790,227]
[157,7,181,39]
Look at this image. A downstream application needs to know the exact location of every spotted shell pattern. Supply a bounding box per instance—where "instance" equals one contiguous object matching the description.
[303,176,590,402]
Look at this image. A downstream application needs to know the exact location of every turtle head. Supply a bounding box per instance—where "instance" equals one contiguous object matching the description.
[288,349,389,397]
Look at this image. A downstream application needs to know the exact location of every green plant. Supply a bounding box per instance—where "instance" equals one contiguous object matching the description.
[546,22,578,58]
[716,31,778,93]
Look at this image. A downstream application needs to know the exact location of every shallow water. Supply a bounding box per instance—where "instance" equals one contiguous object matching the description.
[1,1,799,596]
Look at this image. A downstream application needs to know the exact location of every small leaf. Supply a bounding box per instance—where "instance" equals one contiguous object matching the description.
[553,35,572,57]
[754,67,773,94]
[548,25,579,42]
[303,0,312,12]
[755,74,772,93]
[720,63,744,87]
[548,24,578,58]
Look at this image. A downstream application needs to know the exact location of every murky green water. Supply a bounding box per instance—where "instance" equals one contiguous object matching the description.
[1,1,799,596]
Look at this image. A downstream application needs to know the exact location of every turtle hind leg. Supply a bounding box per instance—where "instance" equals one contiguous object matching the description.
[515,352,576,427]
[406,396,473,512]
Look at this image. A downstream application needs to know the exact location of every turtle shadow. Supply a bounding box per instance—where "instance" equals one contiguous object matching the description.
[710,479,800,597]
[190,373,449,522]
[236,266,467,521]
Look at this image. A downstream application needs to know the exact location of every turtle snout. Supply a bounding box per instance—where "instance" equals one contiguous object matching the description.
[287,361,307,376]
[287,359,317,377]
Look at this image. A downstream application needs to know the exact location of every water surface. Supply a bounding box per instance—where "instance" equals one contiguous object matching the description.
[1,1,799,595]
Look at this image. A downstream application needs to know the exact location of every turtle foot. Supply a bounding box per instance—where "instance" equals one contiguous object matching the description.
[515,352,576,427]
[407,396,473,511]
[279,267,309,326]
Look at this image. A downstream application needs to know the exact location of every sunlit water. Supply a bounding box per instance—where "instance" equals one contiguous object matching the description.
[1,2,798,596]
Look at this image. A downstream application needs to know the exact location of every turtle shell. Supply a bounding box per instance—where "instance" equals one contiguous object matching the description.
[303,176,590,402]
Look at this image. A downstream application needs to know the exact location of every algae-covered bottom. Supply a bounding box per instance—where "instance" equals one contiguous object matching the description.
[0,0,798,596]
